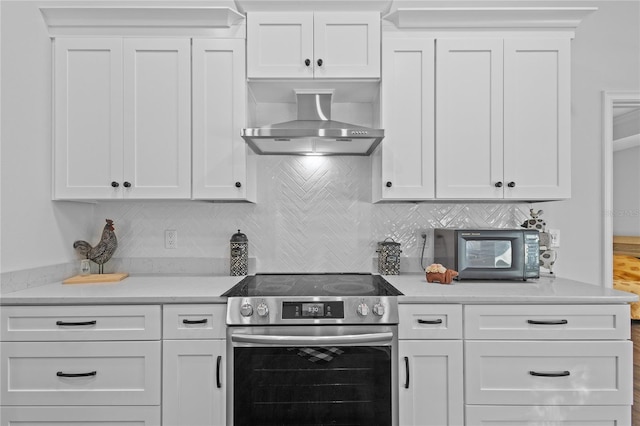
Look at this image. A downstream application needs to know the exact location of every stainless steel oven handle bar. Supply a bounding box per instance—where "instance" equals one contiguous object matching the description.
[231,331,394,346]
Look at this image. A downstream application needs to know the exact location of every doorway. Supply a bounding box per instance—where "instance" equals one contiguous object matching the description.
[601,91,640,288]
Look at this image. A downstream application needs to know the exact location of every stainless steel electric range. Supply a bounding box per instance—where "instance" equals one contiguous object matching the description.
[222,273,403,426]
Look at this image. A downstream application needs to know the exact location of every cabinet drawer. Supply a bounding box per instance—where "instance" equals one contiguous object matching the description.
[465,340,632,405]
[466,405,630,425]
[162,304,226,339]
[399,304,462,339]
[464,304,630,340]
[0,406,161,425]
[1,305,161,341]
[0,341,161,406]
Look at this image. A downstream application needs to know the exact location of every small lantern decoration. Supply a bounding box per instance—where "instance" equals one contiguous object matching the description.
[377,238,401,275]
[230,229,248,276]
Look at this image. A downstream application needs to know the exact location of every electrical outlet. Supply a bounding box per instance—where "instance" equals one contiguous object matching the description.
[165,230,178,249]
[548,229,560,248]
[416,229,429,247]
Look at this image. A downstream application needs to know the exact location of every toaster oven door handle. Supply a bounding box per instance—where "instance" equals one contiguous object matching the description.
[231,331,394,346]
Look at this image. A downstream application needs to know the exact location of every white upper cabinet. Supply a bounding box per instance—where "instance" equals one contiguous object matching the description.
[435,38,504,200]
[53,38,191,200]
[123,39,191,199]
[373,37,435,202]
[503,38,571,200]
[435,37,571,200]
[53,38,124,199]
[247,12,380,79]
[192,39,255,201]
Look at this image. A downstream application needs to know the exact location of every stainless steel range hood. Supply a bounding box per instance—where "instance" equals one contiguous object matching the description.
[241,92,384,156]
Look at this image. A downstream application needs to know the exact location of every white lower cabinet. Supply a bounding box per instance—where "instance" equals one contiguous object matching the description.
[162,304,226,426]
[463,304,633,424]
[465,405,631,425]
[465,340,632,406]
[399,340,464,426]
[0,341,160,406]
[0,406,160,426]
[0,305,161,425]
[398,305,464,425]
[163,340,225,426]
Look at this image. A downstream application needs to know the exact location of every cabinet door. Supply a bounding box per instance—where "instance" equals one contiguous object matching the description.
[1,341,161,406]
[466,405,631,425]
[436,39,504,199]
[503,38,571,200]
[192,39,254,201]
[0,406,161,426]
[247,12,314,78]
[465,340,633,405]
[53,38,124,200]
[314,12,380,79]
[1,305,161,341]
[375,38,435,201]
[162,340,225,426]
[399,340,464,426]
[123,39,191,199]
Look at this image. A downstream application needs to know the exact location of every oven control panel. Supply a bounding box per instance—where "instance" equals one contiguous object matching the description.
[227,297,399,325]
[282,301,345,319]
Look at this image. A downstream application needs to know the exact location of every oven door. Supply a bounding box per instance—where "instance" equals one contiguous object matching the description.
[226,325,398,426]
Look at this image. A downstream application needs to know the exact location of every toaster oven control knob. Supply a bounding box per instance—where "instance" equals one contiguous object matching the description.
[357,303,370,317]
[240,303,253,317]
[373,303,385,316]
[256,303,269,317]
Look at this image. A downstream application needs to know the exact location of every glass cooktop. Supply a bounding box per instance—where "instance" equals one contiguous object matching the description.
[221,273,403,298]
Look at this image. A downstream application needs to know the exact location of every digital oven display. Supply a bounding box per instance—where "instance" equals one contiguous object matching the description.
[282,301,344,319]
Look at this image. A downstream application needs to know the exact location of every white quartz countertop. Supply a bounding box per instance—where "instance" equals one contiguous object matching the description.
[384,274,638,304]
[0,274,636,305]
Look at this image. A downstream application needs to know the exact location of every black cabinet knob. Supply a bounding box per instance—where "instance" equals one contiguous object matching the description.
[235,182,242,188]
[317,58,323,67]
[111,181,119,188]
[494,181,503,188]
[123,182,131,188]
[304,59,311,66]
[385,181,392,188]
[507,181,516,188]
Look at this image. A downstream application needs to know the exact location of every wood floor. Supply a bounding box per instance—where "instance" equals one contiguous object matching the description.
[633,320,640,425]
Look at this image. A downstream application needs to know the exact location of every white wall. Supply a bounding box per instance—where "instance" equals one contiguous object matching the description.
[542,1,640,284]
[0,1,95,273]
[613,146,640,236]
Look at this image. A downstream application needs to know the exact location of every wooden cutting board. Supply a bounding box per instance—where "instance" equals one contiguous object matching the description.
[63,273,129,284]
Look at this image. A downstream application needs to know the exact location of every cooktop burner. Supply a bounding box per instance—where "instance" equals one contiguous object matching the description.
[221,273,403,298]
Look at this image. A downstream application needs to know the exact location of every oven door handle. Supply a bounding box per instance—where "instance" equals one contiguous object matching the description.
[231,331,394,346]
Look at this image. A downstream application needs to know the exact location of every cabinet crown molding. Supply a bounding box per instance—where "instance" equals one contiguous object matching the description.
[40,7,245,37]
[384,7,597,32]
[236,0,392,13]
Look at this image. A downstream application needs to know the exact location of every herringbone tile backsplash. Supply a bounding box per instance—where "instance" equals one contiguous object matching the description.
[96,156,531,274]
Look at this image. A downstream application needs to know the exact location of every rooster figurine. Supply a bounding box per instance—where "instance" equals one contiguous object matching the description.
[73,219,118,274]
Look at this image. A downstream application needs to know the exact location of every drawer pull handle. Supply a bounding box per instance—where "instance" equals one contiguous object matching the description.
[183,319,208,325]
[527,319,568,325]
[216,356,222,388]
[404,356,410,389]
[529,370,570,377]
[56,320,97,326]
[418,319,443,325]
[57,371,97,378]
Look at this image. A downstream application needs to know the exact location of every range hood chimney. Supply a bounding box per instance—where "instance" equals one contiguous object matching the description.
[241,91,384,156]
